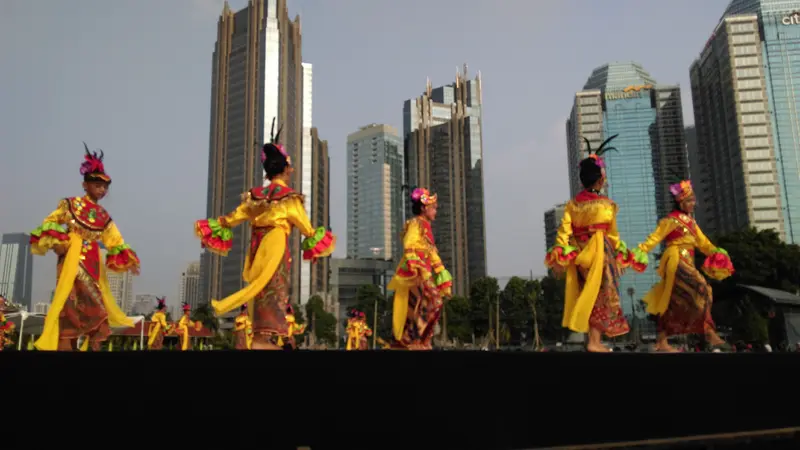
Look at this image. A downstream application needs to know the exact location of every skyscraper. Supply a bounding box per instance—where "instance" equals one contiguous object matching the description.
[346,124,404,261]
[685,125,712,227]
[690,0,800,243]
[0,233,33,310]
[565,62,688,315]
[544,203,567,251]
[201,0,307,305]
[102,249,134,313]
[180,261,201,310]
[403,65,487,296]
[310,127,330,298]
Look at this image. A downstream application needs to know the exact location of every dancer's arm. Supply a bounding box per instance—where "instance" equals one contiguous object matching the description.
[194,201,251,256]
[637,218,676,254]
[696,225,734,280]
[29,199,70,256]
[103,222,141,274]
[286,196,336,260]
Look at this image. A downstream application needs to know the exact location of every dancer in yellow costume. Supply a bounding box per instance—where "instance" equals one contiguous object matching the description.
[635,176,733,352]
[194,119,335,350]
[345,310,372,350]
[544,135,647,352]
[176,302,202,351]
[29,143,140,351]
[233,305,253,350]
[147,297,173,350]
[388,188,452,350]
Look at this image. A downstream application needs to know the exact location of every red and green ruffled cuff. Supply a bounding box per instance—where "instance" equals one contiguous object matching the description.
[395,252,433,281]
[302,227,336,260]
[195,218,233,256]
[544,244,577,268]
[0,320,14,332]
[434,268,453,293]
[614,241,633,269]
[629,248,649,273]
[29,222,69,255]
[702,248,734,280]
[106,244,141,273]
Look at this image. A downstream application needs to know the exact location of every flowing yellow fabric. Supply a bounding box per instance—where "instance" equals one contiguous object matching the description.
[211,229,287,316]
[234,314,253,349]
[637,215,719,315]
[176,315,198,351]
[562,232,605,333]
[392,288,410,341]
[551,195,624,334]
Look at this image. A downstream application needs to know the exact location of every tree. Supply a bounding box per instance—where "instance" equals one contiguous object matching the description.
[444,295,471,343]
[537,274,566,341]
[469,277,499,339]
[191,303,218,333]
[305,296,337,344]
[500,277,533,344]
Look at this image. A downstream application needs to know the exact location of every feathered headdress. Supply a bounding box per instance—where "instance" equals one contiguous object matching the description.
[667,169,694,202]
[581,134,619,169]
[261,118,291,166]
[80,142,111,183]
[410,187,437,206]
[286,304,295,315]
[0,293,6,308]
[182,302,191,312]
[156,297,167,310]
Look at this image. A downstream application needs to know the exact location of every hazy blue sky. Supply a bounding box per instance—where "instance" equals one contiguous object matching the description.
[1,0,729,310]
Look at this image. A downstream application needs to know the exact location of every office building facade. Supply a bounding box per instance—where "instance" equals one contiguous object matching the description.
[690,0,800,242]
[346,124,404,261]
[566,62,689,315]
[0,233,33,310]
[403,65,487,296]
[201,0,308,305]
[310,127,330,299]
[544,203,567,251]
[180,261,201,310]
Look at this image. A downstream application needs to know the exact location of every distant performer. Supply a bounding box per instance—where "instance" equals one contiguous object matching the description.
[233,304,253,350]
[388,187,452,350]
[635,175,734,352]
[148,297,173,350]
[345,310,372,350]
[0,294,15,351]
[175,302,202,351]
[194,118,335,350]
[544,135,647,352]
[30,143,140,351]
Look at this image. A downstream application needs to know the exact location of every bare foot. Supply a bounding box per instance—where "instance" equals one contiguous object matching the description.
[586,343,612,353]
[654,343,679,353]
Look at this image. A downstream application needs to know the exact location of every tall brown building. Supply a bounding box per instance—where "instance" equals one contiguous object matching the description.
[402,66,487,296]
[201,0,306,306]
[309,127,330,297]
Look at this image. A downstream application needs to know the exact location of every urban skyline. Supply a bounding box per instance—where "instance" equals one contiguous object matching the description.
[4,0,782,309]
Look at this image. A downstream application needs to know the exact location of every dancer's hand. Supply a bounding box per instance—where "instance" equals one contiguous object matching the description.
[130,266,141,276]
[53,245,68,256]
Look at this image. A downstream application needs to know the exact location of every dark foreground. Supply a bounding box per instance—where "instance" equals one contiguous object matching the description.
[3,350,800,449]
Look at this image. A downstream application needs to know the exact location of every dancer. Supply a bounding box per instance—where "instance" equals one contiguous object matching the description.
[0,295,15,351]
[233,304,253,350]
[147,297,173,350]
[175,302,202,351]
[388,187,452,350]
[635,177,734,352]
[194,119,335,350]
[278,304,306,349]
[544,135,647,352]
[30,144,140,351]
[345,310,372,350]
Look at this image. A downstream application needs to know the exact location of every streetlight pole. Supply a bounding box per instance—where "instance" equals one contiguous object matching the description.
[370,247,387,350]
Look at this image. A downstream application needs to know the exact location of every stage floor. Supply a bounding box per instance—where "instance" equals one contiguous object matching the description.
[3,351,799,449]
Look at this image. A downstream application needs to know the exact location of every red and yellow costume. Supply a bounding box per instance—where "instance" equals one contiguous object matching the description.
[30,144,140,351]
[636,179,734,339]
[147,297,173,350]
[276,304,306,349]
[0,295,15,350]
[194,124,335,348]
[176,302,202,351]
[544,136,647,338]
[233,305,253,350]
[389,188,452,350]
[345,310,372,350]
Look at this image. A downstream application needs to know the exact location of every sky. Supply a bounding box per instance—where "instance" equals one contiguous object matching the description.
[0,0,730,311]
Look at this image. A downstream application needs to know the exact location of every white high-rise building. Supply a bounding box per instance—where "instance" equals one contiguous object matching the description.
[180,261,201,309]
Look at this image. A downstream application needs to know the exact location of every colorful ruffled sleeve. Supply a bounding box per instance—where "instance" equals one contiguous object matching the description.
[29,199,70,256]
[544,203,578,269]
[102,222,141,273]
[696,226,734,280]
[194,202,251,257]
[285,196,336,260]
[429,250,453,297]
